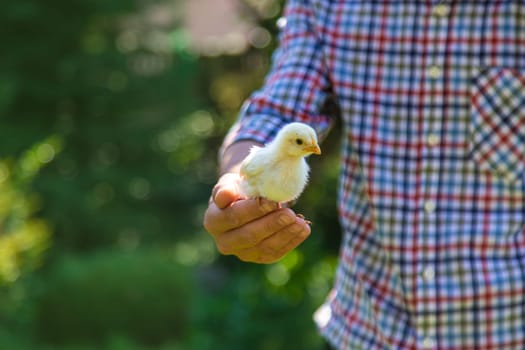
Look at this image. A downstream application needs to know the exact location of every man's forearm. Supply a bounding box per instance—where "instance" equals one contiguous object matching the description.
[219,140,262,175]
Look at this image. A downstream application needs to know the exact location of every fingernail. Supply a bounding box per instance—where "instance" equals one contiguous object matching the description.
[279,214,294,225]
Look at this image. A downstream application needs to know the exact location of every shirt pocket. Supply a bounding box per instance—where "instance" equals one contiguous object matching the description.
[469,67,525,182]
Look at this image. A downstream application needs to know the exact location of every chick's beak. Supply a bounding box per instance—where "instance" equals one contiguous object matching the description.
[303,143,321,155]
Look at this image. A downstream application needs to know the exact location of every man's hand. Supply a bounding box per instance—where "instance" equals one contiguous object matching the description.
[203,173,311,264]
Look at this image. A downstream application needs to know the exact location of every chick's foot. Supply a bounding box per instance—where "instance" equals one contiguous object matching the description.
[296,213,312,225]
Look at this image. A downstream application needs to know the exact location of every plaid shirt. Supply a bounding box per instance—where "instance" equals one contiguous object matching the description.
[225,1,525,349]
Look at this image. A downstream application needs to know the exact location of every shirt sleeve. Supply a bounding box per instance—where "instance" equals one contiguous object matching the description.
[223,0,334,149]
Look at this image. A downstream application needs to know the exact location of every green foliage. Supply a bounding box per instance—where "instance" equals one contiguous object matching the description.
[34,250,192,346]
[188,254,337,350]
[0,137,61,284]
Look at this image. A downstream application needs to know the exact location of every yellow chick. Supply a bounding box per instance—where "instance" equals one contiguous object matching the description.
[239,122,321,205]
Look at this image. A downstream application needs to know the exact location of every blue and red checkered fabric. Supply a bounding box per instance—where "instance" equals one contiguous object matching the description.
[224,1,525,349]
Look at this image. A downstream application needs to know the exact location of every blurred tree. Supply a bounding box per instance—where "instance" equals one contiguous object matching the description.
[34,250,193,346]
[0,137,61,285]
[1,0,211,251]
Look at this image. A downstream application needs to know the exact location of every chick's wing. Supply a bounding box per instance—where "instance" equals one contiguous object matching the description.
[239,145,267,178]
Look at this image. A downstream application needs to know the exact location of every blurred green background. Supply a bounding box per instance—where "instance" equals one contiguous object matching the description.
[0,0,341,349]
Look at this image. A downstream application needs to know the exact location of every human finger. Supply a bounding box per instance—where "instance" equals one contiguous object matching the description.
[203,197,279,236]
[235,218,311,264]
[214,208,298,254]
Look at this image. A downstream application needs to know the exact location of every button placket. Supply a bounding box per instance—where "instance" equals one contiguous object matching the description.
[422,0,449,217]
[421,0,450,214]
[416,3,451,346]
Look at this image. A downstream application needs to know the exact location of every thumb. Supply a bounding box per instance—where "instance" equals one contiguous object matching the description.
[212,173,243,209]
[214,186,241,209]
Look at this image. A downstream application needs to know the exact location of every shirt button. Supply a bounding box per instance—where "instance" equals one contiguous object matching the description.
[433,3,450,17]
[422,266,436,281]
[428,65,442,79]
[422,337,436,349]
[426,133,440,147]
[424,201,436,214]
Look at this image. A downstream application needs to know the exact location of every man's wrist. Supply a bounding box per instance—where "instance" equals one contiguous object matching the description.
[219,140,262,176]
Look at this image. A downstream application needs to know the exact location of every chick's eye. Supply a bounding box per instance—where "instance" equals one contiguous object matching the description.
[295,138,303,145]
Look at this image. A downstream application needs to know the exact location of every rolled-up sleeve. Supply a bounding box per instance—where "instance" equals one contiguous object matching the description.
[223,0,334,149]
